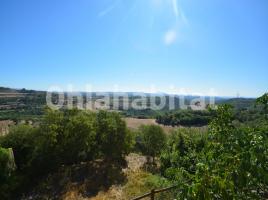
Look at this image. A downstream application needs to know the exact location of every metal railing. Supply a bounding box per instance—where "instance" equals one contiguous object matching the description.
[131,185,178,200]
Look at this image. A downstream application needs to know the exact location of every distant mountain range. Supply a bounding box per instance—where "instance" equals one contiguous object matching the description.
[0,86,256,121]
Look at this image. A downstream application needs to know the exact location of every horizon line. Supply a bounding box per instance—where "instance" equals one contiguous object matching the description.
[0,85,259,99]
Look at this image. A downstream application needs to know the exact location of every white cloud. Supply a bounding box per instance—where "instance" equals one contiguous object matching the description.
[164,29,177,45]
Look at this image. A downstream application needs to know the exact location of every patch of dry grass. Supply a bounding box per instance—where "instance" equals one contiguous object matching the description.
[62,154,157,200]
[124,118,174,133]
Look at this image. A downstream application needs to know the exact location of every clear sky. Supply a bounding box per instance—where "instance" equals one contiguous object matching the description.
[0,0,267,97]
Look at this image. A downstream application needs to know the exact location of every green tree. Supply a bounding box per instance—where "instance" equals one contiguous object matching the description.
[0,147,10,182]
[139,125,166,163]
[257,93,268,108]
[256,93,268,119]
[160,128,206,180]
[0,108,133,198]
[96,110,132,164]
[160,101,268,199]
[0,147,17,199]
[0,125,36,171]
[29,109,98,174]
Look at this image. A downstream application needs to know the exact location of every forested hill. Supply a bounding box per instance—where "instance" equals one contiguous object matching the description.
[217,97,256,110]
[0,87,46,120]
[0,86,256,121]
[0,87,17,93]
[0,87,44,94]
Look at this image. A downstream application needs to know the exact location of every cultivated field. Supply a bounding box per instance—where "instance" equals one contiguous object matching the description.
[124,118,175,133]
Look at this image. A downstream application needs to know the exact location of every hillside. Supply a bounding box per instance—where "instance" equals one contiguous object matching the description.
[0,86,256,121]
[0,87,46,120]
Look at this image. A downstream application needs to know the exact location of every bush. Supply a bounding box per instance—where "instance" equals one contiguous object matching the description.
[160,128,207,180]
[0,109,133,198]
[139,125,166,162]
[0,147,10,182]
[156,110,214,127]
[96,110,132,163]
[28,109,98,175]
[160,104,268,199]
[0,125,36,172]
[0,147,17,199]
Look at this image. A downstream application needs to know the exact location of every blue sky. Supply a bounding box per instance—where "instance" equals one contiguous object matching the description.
[0,0,267,97]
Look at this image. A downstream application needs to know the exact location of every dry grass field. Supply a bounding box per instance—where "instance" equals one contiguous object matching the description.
[124,118,175,133]
[124,118,157,129]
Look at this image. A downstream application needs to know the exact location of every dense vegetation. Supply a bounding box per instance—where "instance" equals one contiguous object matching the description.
[128,94,268,199]
[0,87,46,121]
[0,89,267,199]
[137,125,167,163]
[0,109,132,199]
[158,94,268,199]
[0,86,256,121]
[156,101,264,127]
[156,110,215,127]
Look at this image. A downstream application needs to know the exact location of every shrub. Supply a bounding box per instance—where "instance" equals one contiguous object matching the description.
[0,147,17,199]
[160,128,207,180]
[0,125,36,172]
[96,110,132,163]
[0,109,133,198]
[160,104,268,199]
[139,125,166,162]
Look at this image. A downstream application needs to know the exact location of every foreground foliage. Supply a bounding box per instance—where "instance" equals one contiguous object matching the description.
[137,125,167,163]
[0,93,267,199]
[0,109,131,199]
[160,103,268,199]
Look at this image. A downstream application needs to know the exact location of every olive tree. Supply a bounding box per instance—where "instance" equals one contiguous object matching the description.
[139,125,166,163]
[96,110,132,165]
